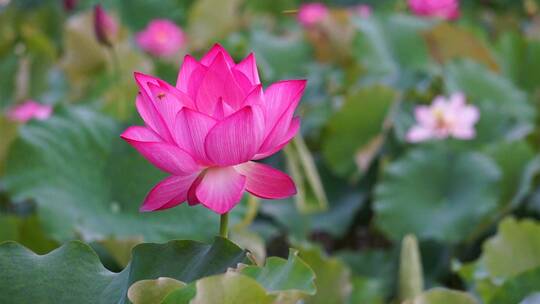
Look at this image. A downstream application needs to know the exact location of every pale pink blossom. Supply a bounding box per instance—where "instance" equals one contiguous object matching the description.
[297,2,329,27]
[351,4,372,18]
[407,93,479,143]
[93,4,118,47]
[122,44,305,214]
[6,100,52,123]
[408,0,460,21]
[136,19,186,58]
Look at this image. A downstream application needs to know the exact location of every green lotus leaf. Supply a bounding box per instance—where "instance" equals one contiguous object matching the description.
[0,237,246,303]
[374,146,501,242]
[4,106,245,242]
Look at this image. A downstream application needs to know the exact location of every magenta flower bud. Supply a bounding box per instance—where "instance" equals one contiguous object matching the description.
[93,4,118,47]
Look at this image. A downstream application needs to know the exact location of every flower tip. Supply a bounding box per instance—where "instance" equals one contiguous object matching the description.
[211,42,225,49]
[119,126,136,141]
[293,79,308,91]
[133,71,144,79]
[133,72,144,84]
[211,43,233,59]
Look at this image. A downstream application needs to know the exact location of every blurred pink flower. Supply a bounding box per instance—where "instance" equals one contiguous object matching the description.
[93,4,118,47]
[122,44,305,214]
[297,2,329,27]
[352,4,372,18]
[136,19,186,58]
[408,0,460,20]
[407,93,479,143]
[6,100,52,123]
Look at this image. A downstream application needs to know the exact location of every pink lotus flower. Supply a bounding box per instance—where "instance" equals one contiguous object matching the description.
[121,44,305,214]
[351,4,372,19]
[297,2,329,27]
[408,0,460,21]
[136,19,186,58]
[6,100,52,123]
[407,93,479,143]
[93,4,118,47]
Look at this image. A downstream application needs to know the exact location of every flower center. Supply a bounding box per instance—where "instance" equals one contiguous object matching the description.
[156,31,168,44]
[433,108,449,129]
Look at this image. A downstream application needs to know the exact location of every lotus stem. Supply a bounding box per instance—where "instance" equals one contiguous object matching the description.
[219,212,229,238]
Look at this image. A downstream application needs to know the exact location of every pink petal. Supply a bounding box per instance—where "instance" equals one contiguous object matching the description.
[147,82,184,131]
[120,126,162,142]
[176,55,207,99]
[174,108,217,163]
[432,96,447,109]
[134,73,174,142]
[156,78,196,109]
[195,52,246,113]
[135,93,174,143]
[234,53,260,85]
[140,173,199,212]
[121,133,199,174]
[176,55,197,90]
[200,43,235,68]
[235,161,296,199]
[212,98,235,120]
[451,105,479,140]
[232,69,255,94]
[243,85,264,107]
[406,126,434,143]
[448,92,466,109]
[263,80,306,134]
[187,174,204,206]
[414,106,435,127]
[134,72,160,96]
[461,105,480,124]
[255,117,300,159]
[205,106,265,166]
[195,167,247,214]
[451,127,476,140]
[258,83,303,154]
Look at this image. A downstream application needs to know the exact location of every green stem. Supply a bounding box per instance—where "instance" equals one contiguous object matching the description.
[108,45,121,81]
[219,212,229,238]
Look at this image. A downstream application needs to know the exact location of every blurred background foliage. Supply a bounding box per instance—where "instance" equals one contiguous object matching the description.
[1,0,540,303]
